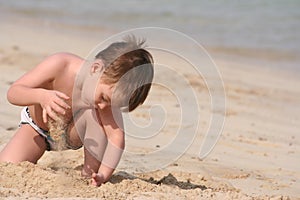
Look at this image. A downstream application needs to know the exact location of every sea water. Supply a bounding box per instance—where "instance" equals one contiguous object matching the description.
[1,0,299,71]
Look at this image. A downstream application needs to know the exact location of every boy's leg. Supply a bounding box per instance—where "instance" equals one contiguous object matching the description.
[0,124,47,164]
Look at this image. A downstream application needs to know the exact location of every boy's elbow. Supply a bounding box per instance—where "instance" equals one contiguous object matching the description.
[6,86,19,105]
[6,87,15,104]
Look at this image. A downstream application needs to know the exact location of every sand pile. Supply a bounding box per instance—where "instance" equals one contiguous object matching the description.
[0,161,283,200]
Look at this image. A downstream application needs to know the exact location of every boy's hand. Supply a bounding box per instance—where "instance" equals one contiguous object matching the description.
[91,172,105,187]
[39,89,70,123]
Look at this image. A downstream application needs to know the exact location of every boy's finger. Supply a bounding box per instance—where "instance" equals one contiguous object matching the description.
[91,173,96,186]
[42,109,48,123]
[55,96,70,109]
[92,172,97,178]
[55,91,70,100]
[46,107,58,121]
[52,103,66,115]
[91,179,97,186]
[91,173,101,186]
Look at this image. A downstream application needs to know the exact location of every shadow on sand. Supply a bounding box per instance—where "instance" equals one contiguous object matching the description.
[109,171,207,190]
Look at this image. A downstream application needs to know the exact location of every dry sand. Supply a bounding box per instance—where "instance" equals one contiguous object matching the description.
[0,19,299,200]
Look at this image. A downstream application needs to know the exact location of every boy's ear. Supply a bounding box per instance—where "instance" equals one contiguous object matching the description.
[90,59,104,74]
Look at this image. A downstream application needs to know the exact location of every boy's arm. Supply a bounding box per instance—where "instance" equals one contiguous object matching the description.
[91,130,124,186]
[7,53,71,122]
[91,107,125,186]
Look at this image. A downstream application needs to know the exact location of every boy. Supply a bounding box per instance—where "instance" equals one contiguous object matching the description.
[0,36,154,186]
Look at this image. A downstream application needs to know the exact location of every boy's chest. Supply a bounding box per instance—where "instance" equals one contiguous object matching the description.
[53,77,74,96]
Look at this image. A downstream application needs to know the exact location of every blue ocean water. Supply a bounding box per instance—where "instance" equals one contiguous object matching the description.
[1,0,300,71]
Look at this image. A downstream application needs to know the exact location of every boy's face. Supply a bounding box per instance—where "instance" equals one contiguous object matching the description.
[94,81,114,110]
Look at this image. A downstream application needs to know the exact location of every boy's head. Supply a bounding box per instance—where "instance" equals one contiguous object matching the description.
[95,36,154,112]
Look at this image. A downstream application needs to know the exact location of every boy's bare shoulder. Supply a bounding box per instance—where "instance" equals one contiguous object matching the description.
[22,52,84,82]
[46,52,83,63]
[41,52,84,73]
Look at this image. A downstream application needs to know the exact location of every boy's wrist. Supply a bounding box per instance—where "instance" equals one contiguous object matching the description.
[36,88,46,105]
[96,170,110,183]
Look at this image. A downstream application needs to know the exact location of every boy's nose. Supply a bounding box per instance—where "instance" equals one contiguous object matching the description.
[97,102,107,110]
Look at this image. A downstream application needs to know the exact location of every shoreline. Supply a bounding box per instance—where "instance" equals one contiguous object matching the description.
[1,6,299,75]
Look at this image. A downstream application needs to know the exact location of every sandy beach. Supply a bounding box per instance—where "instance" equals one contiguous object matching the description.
[0,13,299,200]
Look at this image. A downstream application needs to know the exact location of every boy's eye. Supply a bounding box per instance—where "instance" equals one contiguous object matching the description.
[101,95,108,103]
